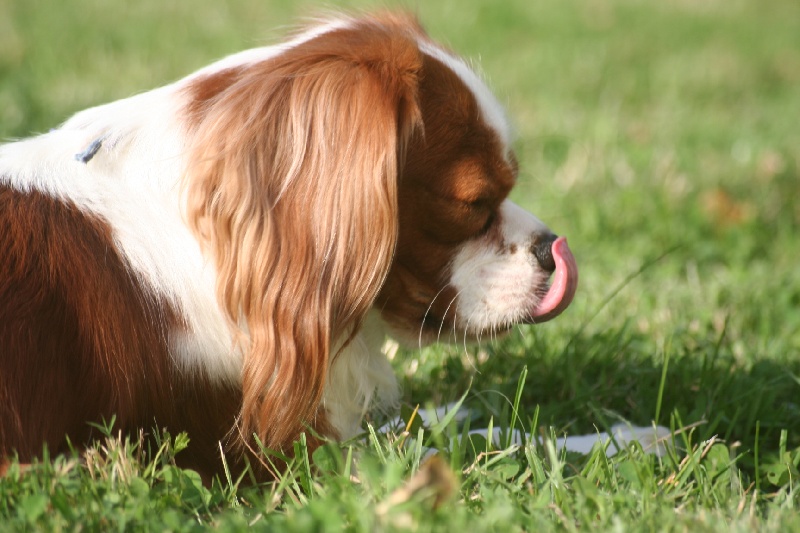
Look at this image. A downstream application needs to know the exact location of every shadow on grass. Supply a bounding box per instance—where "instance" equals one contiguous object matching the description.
[400,322,800,477]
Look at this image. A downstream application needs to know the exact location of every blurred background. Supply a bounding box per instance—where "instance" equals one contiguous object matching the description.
[2,0,799,458]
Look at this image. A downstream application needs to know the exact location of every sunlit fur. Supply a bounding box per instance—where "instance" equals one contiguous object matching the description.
[0,13,576,481]
[183,18,423,449]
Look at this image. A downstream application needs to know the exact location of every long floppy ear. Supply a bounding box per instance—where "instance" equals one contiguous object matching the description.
[183,18,423,452]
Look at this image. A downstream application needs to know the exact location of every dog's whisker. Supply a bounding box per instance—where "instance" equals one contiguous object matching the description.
[419,285,451,350]
[436,291,463,345]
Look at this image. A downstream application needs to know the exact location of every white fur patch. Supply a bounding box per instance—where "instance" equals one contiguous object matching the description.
[324,312,400,439]
[450,200,552,333]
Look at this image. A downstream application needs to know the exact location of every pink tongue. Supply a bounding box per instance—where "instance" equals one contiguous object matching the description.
[530,237,578,322]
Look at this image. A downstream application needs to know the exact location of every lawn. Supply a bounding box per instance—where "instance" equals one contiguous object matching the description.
[2,0,800,530]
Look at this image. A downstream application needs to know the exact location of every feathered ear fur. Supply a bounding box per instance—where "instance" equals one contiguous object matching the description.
[183,17,423,452]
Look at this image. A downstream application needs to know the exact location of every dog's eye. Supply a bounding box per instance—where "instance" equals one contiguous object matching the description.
[467,197,492,210]
[461,197,499,236]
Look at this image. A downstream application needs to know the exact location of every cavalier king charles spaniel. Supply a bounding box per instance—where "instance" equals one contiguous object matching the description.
[0,13,580,479]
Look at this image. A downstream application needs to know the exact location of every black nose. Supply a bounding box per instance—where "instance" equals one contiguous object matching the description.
[532,233,558,272]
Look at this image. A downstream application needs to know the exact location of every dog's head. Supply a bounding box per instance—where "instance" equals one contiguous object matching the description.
[182,13,577,450]
[376,43,577,345]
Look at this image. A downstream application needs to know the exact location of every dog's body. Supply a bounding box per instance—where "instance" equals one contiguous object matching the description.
[0,14,578,479]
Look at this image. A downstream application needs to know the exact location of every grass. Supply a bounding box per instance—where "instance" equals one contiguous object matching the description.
[2,0,800,530]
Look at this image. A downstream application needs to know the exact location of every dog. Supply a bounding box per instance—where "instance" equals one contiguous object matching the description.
[0,13,579,480]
